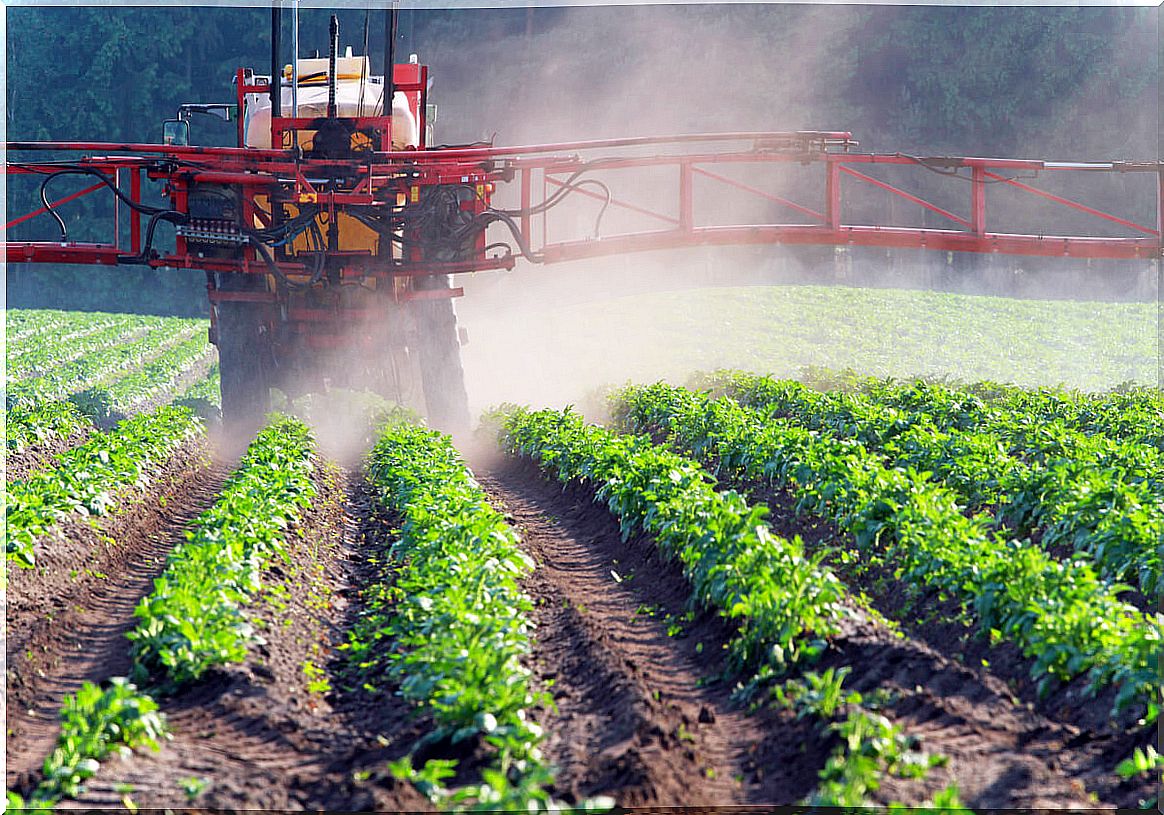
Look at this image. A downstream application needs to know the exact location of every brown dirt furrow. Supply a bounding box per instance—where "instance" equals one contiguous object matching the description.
[5,440,229,788]
[748,482,1155,808]
[5,429,92,483]
[476,455,1136,809]
[473,456,825,808]
[61,465,432,812]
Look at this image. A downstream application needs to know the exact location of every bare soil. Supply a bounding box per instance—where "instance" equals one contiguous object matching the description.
[747,481,1158,808]
[58,465,431,812]
[6,438,226,788]
[475,455,1145,809]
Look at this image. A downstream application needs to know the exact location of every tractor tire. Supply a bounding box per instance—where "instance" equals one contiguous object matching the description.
[214,275,272,434]
[412,274,471,431]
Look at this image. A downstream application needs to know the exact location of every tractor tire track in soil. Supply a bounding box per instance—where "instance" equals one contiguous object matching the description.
[63,465,431,812]
[748,483,1156,808]
[473,456,825,808]
[6,440,230,789]
[476,456,1120,809]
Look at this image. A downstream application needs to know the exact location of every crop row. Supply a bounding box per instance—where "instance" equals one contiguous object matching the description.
[352,421,564,810]
[790,368,1164,450]
[70,334,213,421]
[6,319,203,409]
[7,317,154,381]
[6,308,129,346]
[611,384,1159,720]
[129,415,316,687]
[497,406,958,806]
[7,415,316,809]
[499,405,847,671]
[173,364,222,419]
[5,405,204,568]
[707,372,1163,595]
[5,400,93,455]
[6,679,168,810]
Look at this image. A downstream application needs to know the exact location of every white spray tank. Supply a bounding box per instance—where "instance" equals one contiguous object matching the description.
[243,52,420,150]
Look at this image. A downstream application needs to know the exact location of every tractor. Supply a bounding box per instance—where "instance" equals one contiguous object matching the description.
[7,9,1160,430]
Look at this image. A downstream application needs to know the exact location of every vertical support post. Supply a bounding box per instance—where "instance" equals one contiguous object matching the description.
[271,5,282,119]
[418,65,428,149]
[385,3,398,146]
[826,160,841,231]
[292,0,299,118]
[520,167,531,253]
[971,164,986,236]
[679,161,694,232]
[327,15,339,120]
[235,68,246,147]
[130,168,142,255]
[113,168,121,249]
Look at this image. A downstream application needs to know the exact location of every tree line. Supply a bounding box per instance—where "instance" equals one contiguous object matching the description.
[5,4,1158,313]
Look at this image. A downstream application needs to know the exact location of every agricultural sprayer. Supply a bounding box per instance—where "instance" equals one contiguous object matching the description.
[6,9,1161,429]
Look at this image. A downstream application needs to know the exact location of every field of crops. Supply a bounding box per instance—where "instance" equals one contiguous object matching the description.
[5,305,1161,811]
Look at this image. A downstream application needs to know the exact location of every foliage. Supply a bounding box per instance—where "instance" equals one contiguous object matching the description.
[71,334,213,421]
[172,363,223,422]
[7,314,206,410]
[709,370,1164,595]
[128,415,316,687]
[5,405,204,567]
[497,405,848,675]
[9,679,168,809]
[5,400,93,454]
[354,420,571,810]
[612,383,1161,720]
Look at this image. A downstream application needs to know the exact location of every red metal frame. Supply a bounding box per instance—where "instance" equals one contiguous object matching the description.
[8,134,1162,274]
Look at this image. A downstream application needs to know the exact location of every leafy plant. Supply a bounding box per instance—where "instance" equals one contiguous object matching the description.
[128,414,316,687]
[22,678,168,807]
[5,404,204,567]
[612,382,1161,720]
[352,420,561,810]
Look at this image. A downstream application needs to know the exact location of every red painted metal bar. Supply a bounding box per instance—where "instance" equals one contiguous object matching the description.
[971,166,987,236]
[130,168,141,254]
[6,131,856,162]
[692,165,824,222]
[982,170,1160,236]
[826,163,841,230]
[838,165,971,229]
[208,289,278,304]
[538,225,1158,263]
[5,180,105,229]
[679,161,694,232]
[401,286,464,301]
[545,175,678,226]
[7,243,123,265]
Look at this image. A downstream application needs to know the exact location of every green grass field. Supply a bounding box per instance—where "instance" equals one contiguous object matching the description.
[460,284,1160,413]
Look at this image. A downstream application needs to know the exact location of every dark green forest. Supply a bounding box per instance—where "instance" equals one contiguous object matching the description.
[4,4,1160,314]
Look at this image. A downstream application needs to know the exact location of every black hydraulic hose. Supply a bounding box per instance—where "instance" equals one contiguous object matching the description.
[117,210,188,264]
[35,166,175,240]
[40,174,69,240]
[385,4,397,118]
